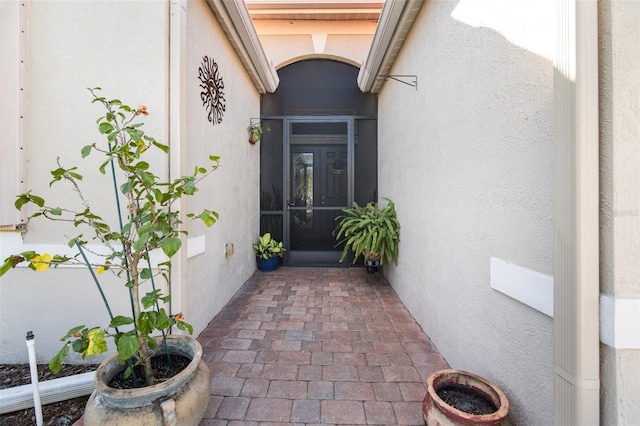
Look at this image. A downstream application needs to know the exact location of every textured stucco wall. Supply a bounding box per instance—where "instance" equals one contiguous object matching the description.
[0,0,169,362]
[0,0,262,363]
[377,1,554,424]
[598,0,640,423]
[183,0,261,336]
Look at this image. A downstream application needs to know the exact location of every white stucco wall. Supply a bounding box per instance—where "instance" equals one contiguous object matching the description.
[0,0,169,363]
[377,2,554,424]
[183,0,260,336]
[0,0,262,363]
[598,0,640,424]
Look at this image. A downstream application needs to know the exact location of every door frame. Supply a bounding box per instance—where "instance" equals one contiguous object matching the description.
[284,116,355,266]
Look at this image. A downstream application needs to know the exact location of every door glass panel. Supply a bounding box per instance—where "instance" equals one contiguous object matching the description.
[292,152,314,229]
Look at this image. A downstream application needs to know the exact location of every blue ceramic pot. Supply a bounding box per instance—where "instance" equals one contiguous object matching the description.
[257,256,280,272]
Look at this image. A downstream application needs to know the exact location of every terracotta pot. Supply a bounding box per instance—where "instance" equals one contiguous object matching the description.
[423,369,512,426]
[83,335,210,426]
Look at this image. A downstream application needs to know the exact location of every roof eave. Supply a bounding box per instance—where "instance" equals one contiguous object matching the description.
[357,0,424,93]
[206,0,279,94]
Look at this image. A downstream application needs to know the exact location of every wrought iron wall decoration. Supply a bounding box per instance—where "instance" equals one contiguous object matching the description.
[198,55,226,125]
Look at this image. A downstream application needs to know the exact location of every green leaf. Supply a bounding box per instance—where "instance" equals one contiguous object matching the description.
[123,365,133,380]
[140,268,152,280]
[98,159,110,174]
[134,161,149,170]
[199,209,219,227]
[133,233,150,252]
[120,181,132,194]
[137,312,153,334]
[155,313,169,330]
[16,192,45,209]
[141,289,161,309]
[81,145,93,158]
[109,315,134,328]
[60,325,86,340]
[147,337,158,350]
[182,181,196,195]
[160,237,181,257]
[176,321,194,335]
[99,122,114,134]
[116,334,140,364]
[49,344,70,374]
[152,141,169,153]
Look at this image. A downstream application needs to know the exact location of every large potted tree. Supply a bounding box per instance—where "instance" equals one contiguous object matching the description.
[0,88,218,425]
[333,197,400,272]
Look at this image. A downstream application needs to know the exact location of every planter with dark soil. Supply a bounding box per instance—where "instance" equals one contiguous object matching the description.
[83,335,210,426]
[423,369,512,426]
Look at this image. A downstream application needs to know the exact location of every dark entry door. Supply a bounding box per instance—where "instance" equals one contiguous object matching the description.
[286,119,353,265]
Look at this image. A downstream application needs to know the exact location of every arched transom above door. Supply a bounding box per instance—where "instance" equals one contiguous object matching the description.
[245,0,383,69]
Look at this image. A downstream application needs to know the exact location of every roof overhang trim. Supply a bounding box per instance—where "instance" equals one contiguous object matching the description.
[206,0,279,94]
[357,0,424,93]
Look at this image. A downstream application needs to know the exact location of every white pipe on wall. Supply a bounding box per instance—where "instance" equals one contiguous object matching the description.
[25,332,43,425]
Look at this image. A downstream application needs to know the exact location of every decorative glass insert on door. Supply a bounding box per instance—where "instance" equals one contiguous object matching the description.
[292,152,314,229]
[287,120,352,265]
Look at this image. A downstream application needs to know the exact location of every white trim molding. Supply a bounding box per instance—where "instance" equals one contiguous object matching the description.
[205,0,279,94]
[0,0,28,229]
[600,295,640,349]
[490,257,554,317]
[357,0,424,93]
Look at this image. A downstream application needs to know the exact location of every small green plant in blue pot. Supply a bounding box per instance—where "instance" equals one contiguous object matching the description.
[253,233,286,271]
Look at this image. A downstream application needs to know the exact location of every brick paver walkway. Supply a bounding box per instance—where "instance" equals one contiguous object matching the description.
[198,267,449,425]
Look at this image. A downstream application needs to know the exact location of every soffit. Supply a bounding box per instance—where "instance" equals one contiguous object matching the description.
[245,0,383,21]
[357,0,424,93]
[205,0,279,93]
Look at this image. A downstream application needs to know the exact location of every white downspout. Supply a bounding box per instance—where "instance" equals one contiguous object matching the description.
[553,0,600,424]
[168,0,188,323]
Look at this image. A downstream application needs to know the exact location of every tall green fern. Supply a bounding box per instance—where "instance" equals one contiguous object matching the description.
[334,198,400,265]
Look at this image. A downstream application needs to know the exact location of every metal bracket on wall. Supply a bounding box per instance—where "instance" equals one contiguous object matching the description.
[375,75,417,90]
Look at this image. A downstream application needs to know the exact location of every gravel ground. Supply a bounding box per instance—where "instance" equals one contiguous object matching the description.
[0,364,96,426]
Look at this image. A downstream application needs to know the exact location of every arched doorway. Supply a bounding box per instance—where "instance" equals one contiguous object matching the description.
[260,60,377,266]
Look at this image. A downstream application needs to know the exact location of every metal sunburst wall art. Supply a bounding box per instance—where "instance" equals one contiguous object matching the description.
[198,55,226,125]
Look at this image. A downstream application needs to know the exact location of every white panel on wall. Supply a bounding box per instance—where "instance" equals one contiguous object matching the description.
[600,294,640,349]
[490,257,554,317]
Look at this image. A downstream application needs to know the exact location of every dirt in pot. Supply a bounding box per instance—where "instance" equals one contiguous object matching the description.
[436,385,498,415]
[108,354,191,389]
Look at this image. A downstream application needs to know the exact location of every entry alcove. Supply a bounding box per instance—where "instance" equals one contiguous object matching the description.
[260,59,378,267]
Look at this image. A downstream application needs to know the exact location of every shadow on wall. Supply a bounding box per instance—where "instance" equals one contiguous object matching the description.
[379,1,555,425]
